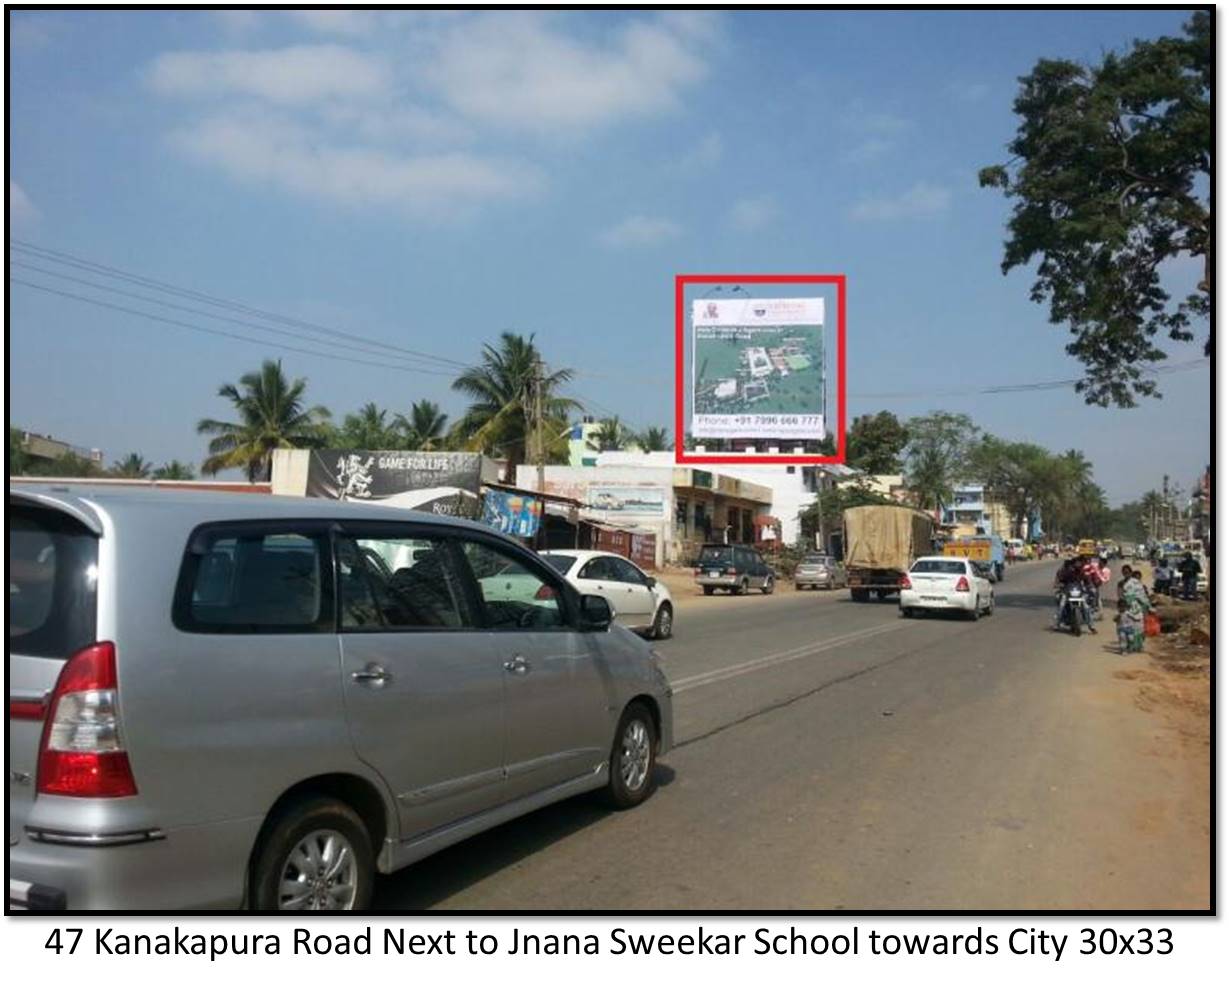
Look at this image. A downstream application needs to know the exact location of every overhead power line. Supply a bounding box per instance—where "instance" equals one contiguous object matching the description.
[10,239,471,371]
[9,278,459,379]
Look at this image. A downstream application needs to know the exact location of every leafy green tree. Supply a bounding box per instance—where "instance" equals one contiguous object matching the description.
[846,411,909,474]
[903,412,978,514]
[197,359,332,482]
[23,452,104,478]
[451,332,580,471]
[395,400,449,451]
[153,460,196,480]
[637,426,671,452]
[979,12,1210,406]
[110,453,152,478]
[9,428,31,475]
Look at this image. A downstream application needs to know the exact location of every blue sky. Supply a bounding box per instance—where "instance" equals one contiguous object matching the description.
[7,8,1210,504]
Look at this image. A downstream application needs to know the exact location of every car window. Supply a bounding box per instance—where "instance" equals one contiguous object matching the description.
[607,557,646,584]
[698,546,731,565]
[175,526,329,633]
[540,553,576,576]
[911,559,967,575]
[460,539,566,630]
[339,533,470,630]
[579,556,616,581]
[9,505,98,659]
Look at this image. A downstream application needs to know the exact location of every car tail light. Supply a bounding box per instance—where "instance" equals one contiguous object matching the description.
[955,576,970,592]
[899,575,912,590]
[534,585,556,601]
[725,566,737,575]
[37,642,137,798]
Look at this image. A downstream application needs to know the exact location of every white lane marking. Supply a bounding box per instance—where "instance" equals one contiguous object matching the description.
[670,620,909,694]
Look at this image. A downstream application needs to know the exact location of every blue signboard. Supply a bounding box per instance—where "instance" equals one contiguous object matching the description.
[482,489,543,538]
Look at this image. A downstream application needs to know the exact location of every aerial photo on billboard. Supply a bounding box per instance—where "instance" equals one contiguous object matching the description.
[691,296,825,440]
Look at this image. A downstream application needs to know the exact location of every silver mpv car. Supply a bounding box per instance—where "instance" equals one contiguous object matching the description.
[8,486,673,910]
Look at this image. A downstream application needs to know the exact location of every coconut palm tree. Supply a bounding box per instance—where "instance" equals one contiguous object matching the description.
[339,402,399,449]
[637,426,670,452]
[197,360,331,482]
[110,452,152,478]
[153,460,196,480]
[588,417,627,453]
[396,400,449,450]
[451,332,580,470]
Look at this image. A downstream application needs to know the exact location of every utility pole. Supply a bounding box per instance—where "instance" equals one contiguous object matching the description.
[533,358,545,496]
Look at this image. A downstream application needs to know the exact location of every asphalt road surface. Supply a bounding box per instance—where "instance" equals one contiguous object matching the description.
[374,561,1208,910]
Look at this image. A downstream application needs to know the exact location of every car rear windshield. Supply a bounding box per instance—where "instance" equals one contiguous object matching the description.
[9,504,98,658]
[801,555,830,565]
[911,560,966,575]
[539,554,575,575]
[699,547,732,564]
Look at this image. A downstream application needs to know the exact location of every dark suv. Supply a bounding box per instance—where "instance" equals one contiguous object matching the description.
[694,543,775,596]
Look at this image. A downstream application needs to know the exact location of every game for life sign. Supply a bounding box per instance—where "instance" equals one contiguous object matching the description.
[691,297,825,440]
[305,450,483,517]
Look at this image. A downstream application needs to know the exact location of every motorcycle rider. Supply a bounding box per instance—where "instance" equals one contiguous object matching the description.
[1054,555,1097,633]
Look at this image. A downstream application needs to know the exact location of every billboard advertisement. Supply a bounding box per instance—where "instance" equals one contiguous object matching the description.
[305,450,483,517]
[482,488,543,537]
[691,296,825,440]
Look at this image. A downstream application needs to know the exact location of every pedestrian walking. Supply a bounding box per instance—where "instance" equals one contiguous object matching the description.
[1177,552,1202,600]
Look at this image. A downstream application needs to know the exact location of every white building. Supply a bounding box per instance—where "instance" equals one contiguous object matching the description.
[594,450,859,546]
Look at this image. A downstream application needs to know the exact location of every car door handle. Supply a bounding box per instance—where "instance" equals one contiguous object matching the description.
[503,656,531,675]
[351,664,391,685]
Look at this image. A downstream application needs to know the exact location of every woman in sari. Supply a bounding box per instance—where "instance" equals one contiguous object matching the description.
[1116,565,1151,653]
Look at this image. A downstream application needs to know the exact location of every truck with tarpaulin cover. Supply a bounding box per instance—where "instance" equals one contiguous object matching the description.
[843,505,936,601]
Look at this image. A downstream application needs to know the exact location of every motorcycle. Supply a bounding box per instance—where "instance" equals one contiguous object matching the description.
[1057,583,1087,636]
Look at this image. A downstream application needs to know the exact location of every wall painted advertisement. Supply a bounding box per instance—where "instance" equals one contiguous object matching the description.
[691,296,825,440]
[587,485,669,518]
[305,450,483,517]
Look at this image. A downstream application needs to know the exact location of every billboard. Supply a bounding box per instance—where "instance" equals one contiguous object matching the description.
[482,489,543,537]
[690,296,825,440]
[305,450,483,517]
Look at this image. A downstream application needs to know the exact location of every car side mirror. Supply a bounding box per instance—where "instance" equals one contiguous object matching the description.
[579,594,613,631]
[644,575,657,588]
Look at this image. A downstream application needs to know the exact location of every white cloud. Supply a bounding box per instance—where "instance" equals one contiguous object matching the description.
[848,182,951,222]
[9,180,38,224]
[289,10,382,37]
[423,12,713,132]
[172,112,538,218]
[149,45,388,105]
[728,195,778,231]
[598,214,682,248]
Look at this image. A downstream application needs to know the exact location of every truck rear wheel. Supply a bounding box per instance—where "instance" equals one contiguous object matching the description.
[851,588,870,602]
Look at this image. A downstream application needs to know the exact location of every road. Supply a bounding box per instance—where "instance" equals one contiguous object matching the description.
[373,561,1209,910]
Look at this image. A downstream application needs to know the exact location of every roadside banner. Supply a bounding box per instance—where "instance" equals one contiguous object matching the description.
[691,297,825,440]
[305,450,482,517]
[482,488,543,537]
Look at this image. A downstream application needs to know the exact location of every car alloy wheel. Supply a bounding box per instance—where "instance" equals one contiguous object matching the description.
[277,829,359,911]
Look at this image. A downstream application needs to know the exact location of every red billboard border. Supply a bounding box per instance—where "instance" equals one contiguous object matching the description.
[674,273,847,465]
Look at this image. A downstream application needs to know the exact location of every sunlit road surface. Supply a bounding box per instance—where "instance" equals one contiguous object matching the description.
[375,561,1208,910]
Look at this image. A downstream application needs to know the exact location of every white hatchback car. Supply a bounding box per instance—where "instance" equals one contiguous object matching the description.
[541,550,674,639]
[899,555,994,619]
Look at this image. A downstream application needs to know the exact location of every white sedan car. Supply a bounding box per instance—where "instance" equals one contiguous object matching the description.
[541,549,674,639]
[899,555,994,620]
